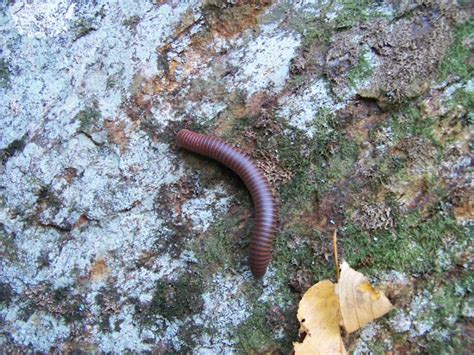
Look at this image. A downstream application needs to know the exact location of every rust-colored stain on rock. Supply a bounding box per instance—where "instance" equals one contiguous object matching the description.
[104,120,130,153]
[90,257,111,282]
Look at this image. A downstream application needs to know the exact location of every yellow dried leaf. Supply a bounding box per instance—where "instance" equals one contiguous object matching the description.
[336,261,394,333]
[294,280,347,355]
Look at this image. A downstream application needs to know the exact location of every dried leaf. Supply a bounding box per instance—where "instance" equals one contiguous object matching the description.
[336,261,394,333]
[294,280,347,355]
[294,261,395,353]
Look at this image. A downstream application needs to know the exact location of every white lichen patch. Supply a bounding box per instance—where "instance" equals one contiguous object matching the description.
[325,2,344,22]
[293,0,331,15]
[0,0,200,149]
[368,3,395,18]
[113,251,193,301]
[9,0,76,38]
[193,273,252,353]
[181,185,232,232]
[352,323,388,355]
[257,267,294,309]
[443,79,474,99]
[94,305,157,353]
[1,307,71,352]
[1,189,199,353]
[0,1,211,351]
[183,99,228,126]
[1,131,181,219]
[228,27,301,97]
[278,79,346,138]
[151,99,183,128]
[390,289,436,337]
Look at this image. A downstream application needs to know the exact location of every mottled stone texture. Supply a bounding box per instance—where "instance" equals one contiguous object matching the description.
[0,0,472,353]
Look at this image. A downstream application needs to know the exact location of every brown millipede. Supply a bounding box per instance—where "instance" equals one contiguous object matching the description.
[176,129,278,277]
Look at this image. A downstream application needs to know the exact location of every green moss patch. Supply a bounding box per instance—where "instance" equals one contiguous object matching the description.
[449,87,474,126]
[189,198,252,277]
[0,58,10,89]
[276,109,359,205]
[424,273,473,353]
[348,49,374,87]
[0,134,27,165]
[235,302,298,354]
[343,210,469,276]
[391,107,438,144]
[333,0,373,30]
[438,19,474,81]
[144,274,204,322]
[235,303,275,353]
[75,104,101,133]
[273,226,335,284]
[288,10,331,48]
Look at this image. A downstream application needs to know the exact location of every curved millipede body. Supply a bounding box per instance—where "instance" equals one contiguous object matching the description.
[176,129,278,277]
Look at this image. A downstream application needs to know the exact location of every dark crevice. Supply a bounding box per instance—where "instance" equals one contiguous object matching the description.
[0,134,28,165]
[77,131,103,147]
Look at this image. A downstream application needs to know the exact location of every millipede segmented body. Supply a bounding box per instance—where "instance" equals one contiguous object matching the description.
[176,129,278,277]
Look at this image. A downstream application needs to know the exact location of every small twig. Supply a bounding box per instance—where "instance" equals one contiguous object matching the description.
[333,229,340,281]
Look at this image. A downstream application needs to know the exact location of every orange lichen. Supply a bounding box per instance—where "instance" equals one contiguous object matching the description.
[74,215,90,229]
[104,120,130,153]
[204,0,271,39]
[63,167,78,184]
[125,1,272,126]
[89,257,111,282]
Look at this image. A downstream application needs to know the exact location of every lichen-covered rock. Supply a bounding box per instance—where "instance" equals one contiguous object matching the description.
[1,0,472,353]
[325,3,469,104]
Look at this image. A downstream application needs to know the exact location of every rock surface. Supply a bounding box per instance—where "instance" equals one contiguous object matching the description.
[0,0,472,353]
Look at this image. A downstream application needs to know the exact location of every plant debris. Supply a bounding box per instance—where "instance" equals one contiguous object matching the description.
[294,261,394,354]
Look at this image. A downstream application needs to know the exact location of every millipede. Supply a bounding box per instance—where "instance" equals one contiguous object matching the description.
[176,129,278,277]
